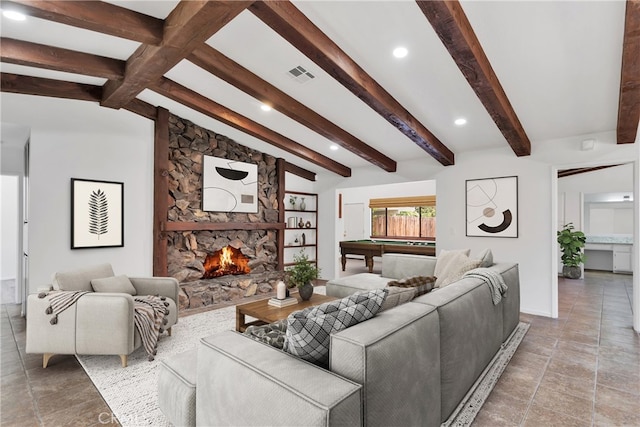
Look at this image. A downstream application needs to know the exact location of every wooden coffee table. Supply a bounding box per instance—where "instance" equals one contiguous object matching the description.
[236,293,337,332]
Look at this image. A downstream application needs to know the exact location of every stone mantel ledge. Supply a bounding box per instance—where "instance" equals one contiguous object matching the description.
[585,235,633,245]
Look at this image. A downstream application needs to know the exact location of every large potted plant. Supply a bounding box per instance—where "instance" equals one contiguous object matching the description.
[557,223,586,279]
[286,251,320,301]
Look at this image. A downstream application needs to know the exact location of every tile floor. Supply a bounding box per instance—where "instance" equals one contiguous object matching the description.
[1,267,638,426]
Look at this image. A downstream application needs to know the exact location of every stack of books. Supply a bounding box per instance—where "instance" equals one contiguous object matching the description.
[268,297,298,308]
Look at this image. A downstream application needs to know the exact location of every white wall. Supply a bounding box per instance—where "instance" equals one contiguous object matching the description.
[1,94,155,293]
[316,130,639,318]
[1,176,19,279]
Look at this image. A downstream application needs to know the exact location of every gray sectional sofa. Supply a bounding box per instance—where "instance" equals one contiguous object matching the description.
[164,253,520,426]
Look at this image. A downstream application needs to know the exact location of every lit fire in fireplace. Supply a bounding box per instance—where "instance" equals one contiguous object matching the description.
[202,246,250,279]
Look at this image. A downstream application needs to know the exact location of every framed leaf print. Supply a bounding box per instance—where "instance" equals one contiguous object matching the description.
[71,178,124,249]
[466,176,518,238]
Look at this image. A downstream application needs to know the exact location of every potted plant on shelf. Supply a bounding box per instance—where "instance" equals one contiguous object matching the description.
[286,251,320,301]
[557,223,586,279]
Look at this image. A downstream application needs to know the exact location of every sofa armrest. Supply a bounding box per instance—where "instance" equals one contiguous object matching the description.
[197,331,362,426]
[75,293,136,356]
[129,277,179,303]
[26,293,77,355]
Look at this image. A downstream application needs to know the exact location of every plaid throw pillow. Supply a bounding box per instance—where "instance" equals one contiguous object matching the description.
[387,275,436,297]
[283,289,388,367]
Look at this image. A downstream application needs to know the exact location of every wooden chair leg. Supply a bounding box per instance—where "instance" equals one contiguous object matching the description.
[167,327,172,336]
[43,353,54,368]
[120,355,128,368]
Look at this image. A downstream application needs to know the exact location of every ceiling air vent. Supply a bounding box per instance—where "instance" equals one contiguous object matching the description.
[287,65,315,84]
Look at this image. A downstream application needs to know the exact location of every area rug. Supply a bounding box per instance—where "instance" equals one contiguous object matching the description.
[77,304,239,426]
[442,321,530,427]
[78,292,528,427]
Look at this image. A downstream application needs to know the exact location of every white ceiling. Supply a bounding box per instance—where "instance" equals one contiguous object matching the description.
[0,1,629,175]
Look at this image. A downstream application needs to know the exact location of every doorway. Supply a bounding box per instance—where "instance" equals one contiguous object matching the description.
[1,175,20,304]
[552,160,639,332]
[343,203,365,241]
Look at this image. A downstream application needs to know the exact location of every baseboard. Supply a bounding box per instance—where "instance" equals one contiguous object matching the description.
[520,308,553,318]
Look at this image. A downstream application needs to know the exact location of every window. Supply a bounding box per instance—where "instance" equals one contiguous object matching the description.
[369,196,436,240]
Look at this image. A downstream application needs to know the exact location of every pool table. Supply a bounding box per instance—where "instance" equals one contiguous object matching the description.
[339,239,436,273]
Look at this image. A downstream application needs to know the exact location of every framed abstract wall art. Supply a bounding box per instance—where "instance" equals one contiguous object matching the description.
[466,176,518,238]
[202,155,258,213]
[71,178,124,249]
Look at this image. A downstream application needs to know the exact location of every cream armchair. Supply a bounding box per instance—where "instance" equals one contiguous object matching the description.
[26,263,179,368]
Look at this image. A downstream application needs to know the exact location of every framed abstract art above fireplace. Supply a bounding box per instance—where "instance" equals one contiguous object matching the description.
[202,155,258,213]
[466,176,518,238]
[71,178,124,249]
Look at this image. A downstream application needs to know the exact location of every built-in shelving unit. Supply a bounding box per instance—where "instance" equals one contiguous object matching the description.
[283,190,318,267]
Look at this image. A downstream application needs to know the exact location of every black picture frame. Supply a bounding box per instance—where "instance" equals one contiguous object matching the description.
[71,178,124,249]
[466,176,518,238]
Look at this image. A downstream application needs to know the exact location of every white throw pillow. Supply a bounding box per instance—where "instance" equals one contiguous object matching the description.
[434,249,470,287]
[91,275,137,295]
[438,255,482,288]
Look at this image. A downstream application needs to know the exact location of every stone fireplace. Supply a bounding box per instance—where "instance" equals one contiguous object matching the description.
[166,114,284,311]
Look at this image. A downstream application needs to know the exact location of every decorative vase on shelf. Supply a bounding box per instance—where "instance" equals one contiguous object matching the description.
[289,195,297,210]
[298,218,305,228]
[300,197,306,211]
[298,282,314,301]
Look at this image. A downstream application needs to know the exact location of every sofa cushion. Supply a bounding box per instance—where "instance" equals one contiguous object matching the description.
[381,253,436,280]
[54,263,115,292]
[91,275,137,295]
[477,248,494,268]
[244,319,288,349]
[379,286,416,312]
[284,289,387,367]
[434,249,470,287]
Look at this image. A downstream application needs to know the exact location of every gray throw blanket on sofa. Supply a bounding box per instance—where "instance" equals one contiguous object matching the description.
[40,291,169,361]
[463,268,508,305]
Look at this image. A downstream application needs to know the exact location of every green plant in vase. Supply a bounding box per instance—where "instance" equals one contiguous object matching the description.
[286,251,320,301]
[288,195,297,210]
[557,223,586,279]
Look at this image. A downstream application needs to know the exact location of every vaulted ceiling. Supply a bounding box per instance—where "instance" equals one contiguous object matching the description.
[1,0,638,179]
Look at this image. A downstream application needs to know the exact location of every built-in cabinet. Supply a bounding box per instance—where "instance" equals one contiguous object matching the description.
[584,243,633,274]
[613,244,632,273]
[283,190,317,267]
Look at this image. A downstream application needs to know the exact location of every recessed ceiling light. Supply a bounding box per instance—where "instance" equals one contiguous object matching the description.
[330,144,339,151]
[3,10,26,21]
[260,104,272,112]
[454,118,467,126]
[393,47,408,58]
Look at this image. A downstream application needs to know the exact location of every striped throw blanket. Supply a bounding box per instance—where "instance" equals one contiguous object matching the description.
[133,295,170,361]
[40,291,170,361]
[463,268,508,305]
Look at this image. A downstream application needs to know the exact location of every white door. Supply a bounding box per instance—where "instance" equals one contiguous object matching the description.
[343,203,365,240]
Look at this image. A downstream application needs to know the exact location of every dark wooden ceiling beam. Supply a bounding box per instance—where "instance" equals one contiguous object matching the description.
[416,0,531,157]
[189,45,397,172]
[249,1,454,166]
[558,165,623,178]
[0,38,125,80]
[1,73,158,121]
[0,0,164,45]
[151,77,352,177]
[101,0,253,109]
[1,72,102,102]
[617,0,640,144]
[123,98,158,121]
[284,161,316,181]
